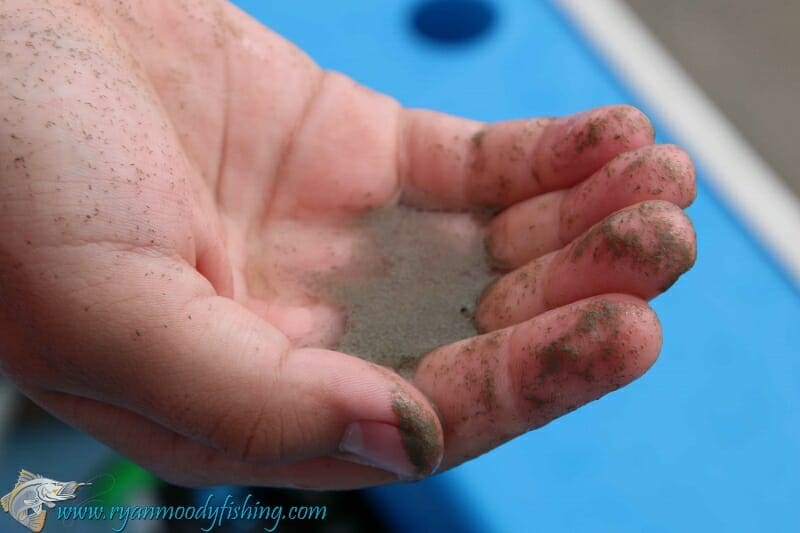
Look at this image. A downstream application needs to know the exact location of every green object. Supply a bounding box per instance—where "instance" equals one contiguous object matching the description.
[94,458,160,508]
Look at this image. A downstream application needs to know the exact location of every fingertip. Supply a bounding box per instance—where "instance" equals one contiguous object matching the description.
[659,144,698,206]
[541,105,656,191]
[599,293,663,377]
[563,104,653,151]
[617,104,656,144]
[639,200,698,288]
[554,200,697,300]
[389,388,445,477]
[509,294,663,429]
[306,352,445,478]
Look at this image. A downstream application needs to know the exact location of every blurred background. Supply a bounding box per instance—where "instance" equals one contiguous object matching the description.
[626,0,800,199]
[1,0,798,531]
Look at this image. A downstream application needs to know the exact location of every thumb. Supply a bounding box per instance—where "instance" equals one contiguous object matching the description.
[180,298,443,479]
[24,251,444,479]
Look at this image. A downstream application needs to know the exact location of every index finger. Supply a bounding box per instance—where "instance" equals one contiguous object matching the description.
[399,105,655,209]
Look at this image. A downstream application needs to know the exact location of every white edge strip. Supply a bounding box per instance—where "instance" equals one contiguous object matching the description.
[556,0,800,285]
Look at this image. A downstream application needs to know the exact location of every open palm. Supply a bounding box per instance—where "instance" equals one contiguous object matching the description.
[0,0,695,489]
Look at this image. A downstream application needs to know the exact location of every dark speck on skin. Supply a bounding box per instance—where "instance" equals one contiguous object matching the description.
[575,120,602,153]
[575,302,616,335]
[536,341,579,379]
[570,204,695,288]
[520,300,630,418]
[471,129,485,149]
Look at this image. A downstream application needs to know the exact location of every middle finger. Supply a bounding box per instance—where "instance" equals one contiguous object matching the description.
[476,200,696,332]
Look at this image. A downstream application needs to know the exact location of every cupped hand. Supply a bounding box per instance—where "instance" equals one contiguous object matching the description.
[0,0,696,489]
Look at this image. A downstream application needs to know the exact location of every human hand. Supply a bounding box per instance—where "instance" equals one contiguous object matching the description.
[0,0,695,488]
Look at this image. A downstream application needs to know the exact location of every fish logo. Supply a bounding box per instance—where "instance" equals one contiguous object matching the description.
[1,469,90,532]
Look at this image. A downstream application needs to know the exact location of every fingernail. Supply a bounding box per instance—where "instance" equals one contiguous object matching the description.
[339,421,417,479]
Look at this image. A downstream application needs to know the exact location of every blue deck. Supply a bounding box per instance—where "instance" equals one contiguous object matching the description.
[234,1,800,531]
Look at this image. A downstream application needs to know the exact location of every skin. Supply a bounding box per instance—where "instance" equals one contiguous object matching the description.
[0,0,696,489]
